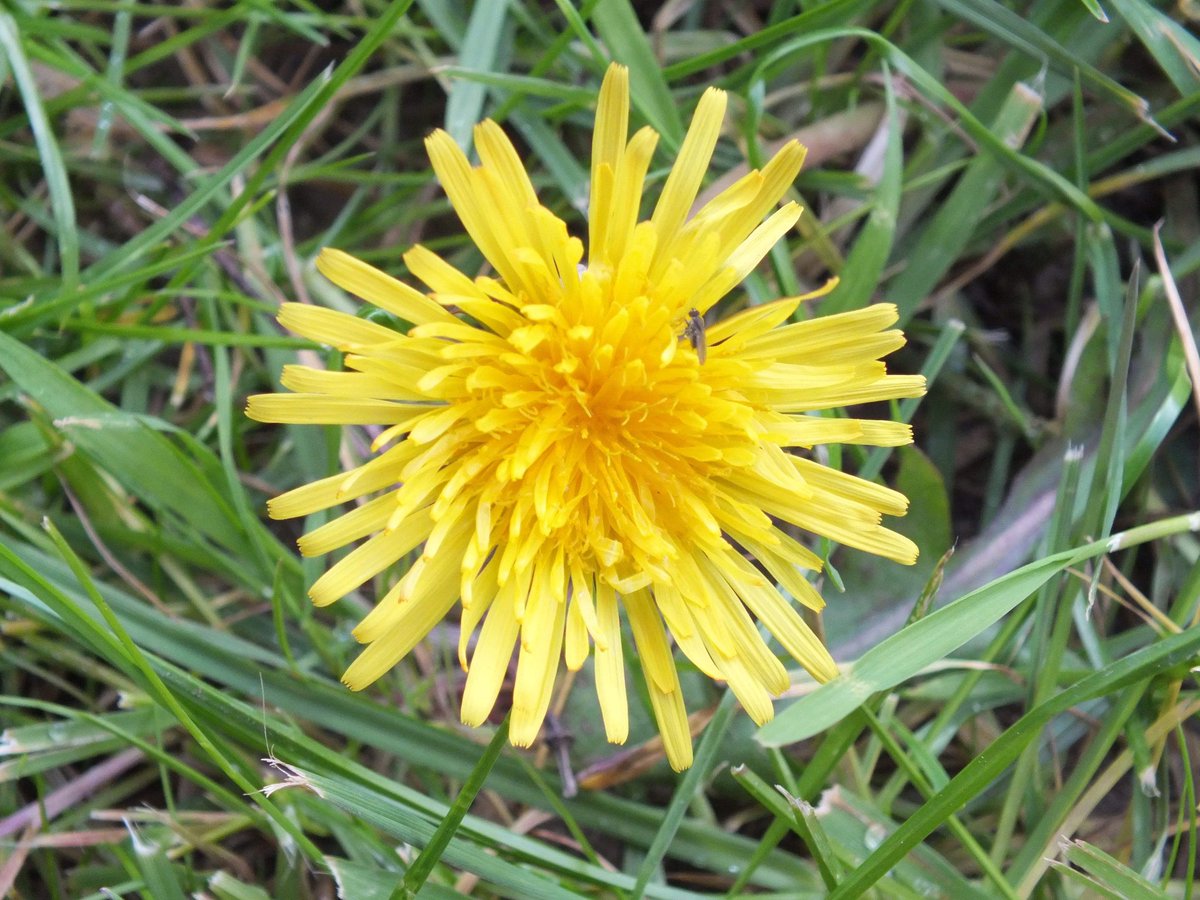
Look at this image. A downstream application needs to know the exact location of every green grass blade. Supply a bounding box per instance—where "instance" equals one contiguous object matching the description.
[126,824,189,900]
[1056,835,1170,897]
[327,858,465,900]
[548,0,609,71]
[207,870,277,900]
[935,0,1155,126]
[439,68,596,104]
[758,512,1200,745]
[1075,0,1111,22]
[396,717,510,898]
[296,761,698,899]
[0,11,79,290]
[511,110,590,211]
[89,0,417,287]
[633,692,738,897]
[826,625,1200,897]
[1005,687,1152,886]
[590,0,684,148]
[751,27,1105,220]
[885,81,1043,324]
[80,69,330,283]
[302,730,709,893]
[662,0,873,80]
[37,518,326,863]
[821,61,903,314]
[0,331,254,559]
[1106,0,1200,96]
[444,0,511,152]
[732,766,840,890]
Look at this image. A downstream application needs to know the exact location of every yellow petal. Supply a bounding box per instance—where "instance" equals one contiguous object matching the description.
[510,564,567,747]
[308,509,431,607]
[316,248,457,325]
[625,589,692,771]
[266,444,418,519]
[461,577,521,726]
[297,492,397,557]
[277,302,397,349]
[340,577,461,690]
[593,580,628,744]
[245,394,428,426]
[589,63,630,262]
[650,86,726,246]
[353,516,472,642]
[458,556,500,670]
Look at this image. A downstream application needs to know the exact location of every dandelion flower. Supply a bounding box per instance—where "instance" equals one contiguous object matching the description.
[247,64,924,771]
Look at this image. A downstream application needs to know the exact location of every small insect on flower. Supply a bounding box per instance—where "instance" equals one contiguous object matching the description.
[684,308,707,364]
[247,63,924,772]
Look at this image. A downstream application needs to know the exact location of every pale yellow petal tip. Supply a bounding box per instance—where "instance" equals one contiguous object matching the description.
[424,127,453,150]
[797,275,839,303]
[600,61,629,92]
[460,710,488,728]
[401,243,428,266]
[274,301,302,325]
[665,743,694,772]
[806,656,840,684]
[472,118,503,141]
[314,246,346,270]
[424,128,464,166]
[874,302,900,322]
[509,720,539,748]
[777,200,804,227]
[746,703,774,728]
[313,248,371,293]
[309,587,340,609]
[340,672,369,692]
[244,395,271,424]
[777,138,809,165]
[698,84,728,112]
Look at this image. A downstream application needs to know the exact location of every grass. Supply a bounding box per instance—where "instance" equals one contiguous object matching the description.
[2,0,1199,897]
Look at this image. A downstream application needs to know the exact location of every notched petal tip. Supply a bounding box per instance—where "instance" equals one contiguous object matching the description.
[459,709,488,728]
[697,83,728,110]
[665,743,694,772]
[599,61,629,93]
[314,246,343,268]
[424,127,454,149]
[424,128,470,175]
[815,659,841,684]
[244,394,276,424]
[340,673,367,692]
[509,710,550,748]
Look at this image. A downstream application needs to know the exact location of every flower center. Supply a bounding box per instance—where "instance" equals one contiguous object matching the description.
[456,268,761,586]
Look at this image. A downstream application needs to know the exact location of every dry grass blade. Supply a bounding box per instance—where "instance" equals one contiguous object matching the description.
[1152,222,1200,427]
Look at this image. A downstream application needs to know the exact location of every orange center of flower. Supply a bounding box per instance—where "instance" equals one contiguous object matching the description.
[440,262,759,594]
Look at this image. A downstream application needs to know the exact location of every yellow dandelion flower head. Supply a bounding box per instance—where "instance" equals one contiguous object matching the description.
[247,64,924,771]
